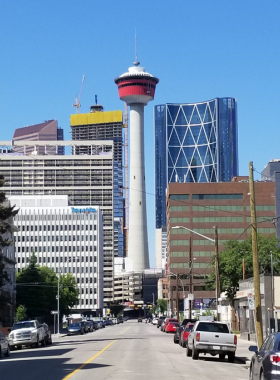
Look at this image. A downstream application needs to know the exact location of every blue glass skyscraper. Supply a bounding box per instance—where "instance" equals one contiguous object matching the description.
[155,98,238,229]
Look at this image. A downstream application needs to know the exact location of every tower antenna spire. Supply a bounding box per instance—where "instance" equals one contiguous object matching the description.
[134,29,140,66]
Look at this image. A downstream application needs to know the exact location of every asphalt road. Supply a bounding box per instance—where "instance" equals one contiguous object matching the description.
[1,320,248,380]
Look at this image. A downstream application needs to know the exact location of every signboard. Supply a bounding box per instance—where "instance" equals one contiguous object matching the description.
[188,294,194,301]
[247,293,255,310]
[71,207,96,214]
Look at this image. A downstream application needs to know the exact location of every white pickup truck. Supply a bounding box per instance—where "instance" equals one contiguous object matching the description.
[8,320,45,350]
[186,321,237,362]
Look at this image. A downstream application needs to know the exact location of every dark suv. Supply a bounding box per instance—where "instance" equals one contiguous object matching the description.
[174,319,197,344]
[157,316,165,329]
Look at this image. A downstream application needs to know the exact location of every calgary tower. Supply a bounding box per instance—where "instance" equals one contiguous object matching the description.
[115,57,159,272]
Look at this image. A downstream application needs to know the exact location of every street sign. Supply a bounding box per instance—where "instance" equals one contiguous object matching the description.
[51,311,58,314]
[188,294,194,301]
[247,293,255,310]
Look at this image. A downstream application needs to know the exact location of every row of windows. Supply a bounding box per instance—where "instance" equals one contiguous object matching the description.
[16,214,97,221]
[79,298,97,306]
[245,205,275,211]
[169,195,189,200]
[16,234,97,242]
[193,194,243,200]
[195,228,244,234]
[79,288,97,294]
[170,240,189,246]
[170,262,211,269]
[17,224,96,232]
[18,256,97,264]
[246,217,274,223]
[169,206,190,212]
[18,245,96,253]
[193,205,243,211]
[170,217,190,223]
[118,82,156,90]
[169,251,214,257]
[193,217,243,222]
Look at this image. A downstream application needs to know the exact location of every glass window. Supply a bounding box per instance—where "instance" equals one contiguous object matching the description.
[169,206,189,212]
[192,194,243,200]
[170,217,190,223]
[169,194,189,200]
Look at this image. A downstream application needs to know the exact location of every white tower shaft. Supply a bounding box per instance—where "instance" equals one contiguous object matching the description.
[128,103,150,271]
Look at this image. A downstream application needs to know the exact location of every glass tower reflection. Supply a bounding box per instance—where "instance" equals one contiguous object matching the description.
[154,98,238,229]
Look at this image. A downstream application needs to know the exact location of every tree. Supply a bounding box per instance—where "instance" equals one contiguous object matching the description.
[0,174,19,324]
[157,298,167,314]
[16,252,79,320]
[14,305,27,322]
[207,234,280,303]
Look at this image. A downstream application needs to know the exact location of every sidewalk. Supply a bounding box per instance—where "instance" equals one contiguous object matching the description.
[235,337,256,365]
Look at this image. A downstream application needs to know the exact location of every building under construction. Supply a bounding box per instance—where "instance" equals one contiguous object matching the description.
[70,107,125,259]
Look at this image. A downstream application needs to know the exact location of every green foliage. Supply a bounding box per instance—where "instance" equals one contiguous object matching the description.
[207,234,280,302]
[14,305,27,322]
[157,298,167,313]
[16,252,79,320]
[109,302,124,317]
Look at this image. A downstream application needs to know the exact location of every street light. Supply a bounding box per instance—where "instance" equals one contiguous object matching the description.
[171,225,220,321]
[166,269,185,320]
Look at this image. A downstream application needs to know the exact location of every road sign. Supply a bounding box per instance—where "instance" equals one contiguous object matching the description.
[247,293,255,310]
[188,294,194,301]
[51,311,58,314]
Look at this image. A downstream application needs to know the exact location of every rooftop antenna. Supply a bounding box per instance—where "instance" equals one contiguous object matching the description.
[133,29,140,66]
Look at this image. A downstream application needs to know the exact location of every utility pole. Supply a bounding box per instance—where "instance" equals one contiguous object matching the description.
[176,275,179,321]
[271,252,274,310]
[249,161,263,348]
[189,236,193,319]
[57,271,60,335]
[243,258,246,280]
[214,226,220,321]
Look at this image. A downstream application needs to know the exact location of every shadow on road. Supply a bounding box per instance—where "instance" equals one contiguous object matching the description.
[197,356,245,365]
[0,356,112,380]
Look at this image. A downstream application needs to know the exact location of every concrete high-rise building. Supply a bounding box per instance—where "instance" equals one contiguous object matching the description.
[70,107,124,258]
[13,120,64,155]
[0,140,114,304]
[11,195,103,312]
[154,98,238,270]
[115,60,159,272]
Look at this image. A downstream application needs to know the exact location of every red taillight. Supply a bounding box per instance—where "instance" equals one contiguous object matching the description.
[234,335,237,345]
[196,333,200,342]
[270,355,280,363]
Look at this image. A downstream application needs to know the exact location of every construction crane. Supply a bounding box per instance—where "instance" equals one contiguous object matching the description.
[73,75,85,113]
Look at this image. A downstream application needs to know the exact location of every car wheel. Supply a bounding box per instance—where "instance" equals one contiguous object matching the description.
[186,344,192,357]
[5,345,10,357]
[260,370,264,380]
[249,366,253,380]
[228,352,235,363]
[182,341,186,348]
[49,337,52,345]
[35,337,40,348]
[0,347,2,359]
[174,336,178,344]
[41,337,46,347]
[219,353,226,360]
[192,346,199,360]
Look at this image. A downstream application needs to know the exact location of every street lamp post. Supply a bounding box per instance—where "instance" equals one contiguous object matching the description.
[166,269,185,320]
[172,225,220,321]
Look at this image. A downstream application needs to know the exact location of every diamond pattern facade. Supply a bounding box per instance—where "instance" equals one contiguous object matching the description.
[155,98,238,229]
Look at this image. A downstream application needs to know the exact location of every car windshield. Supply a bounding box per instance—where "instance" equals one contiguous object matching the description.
[13,322,36,330]
[196,323,229,333]
[170,322,179,326]
[69,323,80,328]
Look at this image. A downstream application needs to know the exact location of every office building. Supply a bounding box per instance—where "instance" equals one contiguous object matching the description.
[166,178,276,314]
[154,98,238,270]
[0,140,114,304]
[13,120,64,155]
[70,108,124,258]
[115,59,159,272]
[11,195,103,312]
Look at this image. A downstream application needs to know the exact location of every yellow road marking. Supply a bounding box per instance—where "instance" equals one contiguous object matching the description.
[62,340,116,380]
[62,325,132,380]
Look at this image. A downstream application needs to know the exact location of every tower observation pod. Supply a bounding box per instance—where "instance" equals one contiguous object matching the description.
[115,61,159,272]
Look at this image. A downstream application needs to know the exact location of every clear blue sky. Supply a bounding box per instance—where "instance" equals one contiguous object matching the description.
[1,1,279,266]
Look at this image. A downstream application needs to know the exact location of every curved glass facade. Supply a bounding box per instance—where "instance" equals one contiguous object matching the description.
[154,98,238,229]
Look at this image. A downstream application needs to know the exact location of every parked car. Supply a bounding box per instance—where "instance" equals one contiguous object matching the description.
[157,316,165,329]
[67,322,85,335]
[80,321,89,333]
[42,323,52,345]
[0,331,10,358]
[166,321,180,333]
[118,317,123,323]
[152,318,158,325]
[180,323,195,347]
[174,319,197,344]
[104,319,114,326]
[138,318,142,323]
[249,332,280,380]
[8,320,45,350]
[162,318,179,332]
[187,321,237,362]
